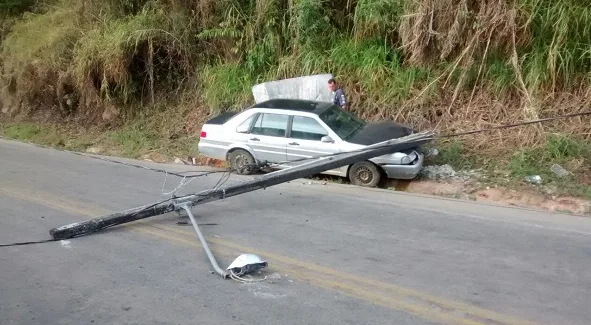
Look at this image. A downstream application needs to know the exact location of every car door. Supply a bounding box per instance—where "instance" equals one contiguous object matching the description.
[247,112,290,163]
[286,115,344,175]
[232,111,259,144]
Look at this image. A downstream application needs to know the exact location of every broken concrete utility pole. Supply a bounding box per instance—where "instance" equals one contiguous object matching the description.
[50,131,433,241]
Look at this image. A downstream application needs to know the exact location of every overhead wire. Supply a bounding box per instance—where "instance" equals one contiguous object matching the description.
[0,238,58,248]
[15,141,231,179]
[69,151,230,178]
[0,158,235,248]
[2,110,589,249]
[257,110,591,166]
[439,111,591,138]
[229,269,268,283]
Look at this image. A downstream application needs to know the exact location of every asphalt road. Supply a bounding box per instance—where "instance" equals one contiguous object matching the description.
[1,138,591,325]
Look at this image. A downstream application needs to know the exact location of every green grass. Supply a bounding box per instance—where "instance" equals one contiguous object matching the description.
[1,122,106,151]
[352,0,404,42]
[101,119,197,159]
[201,63,254,114]
[3,123,43,140]
[73,6,194,110]
[503,135,590,199]
[508,134,590,178]
[0,120,195,160]
[106,126,159,158]
[518,0,591,91]
[427,140,477,171]
[1,3,80,70]
[429,134,590,185]
[485,58,516,95]
[2,123,67,147]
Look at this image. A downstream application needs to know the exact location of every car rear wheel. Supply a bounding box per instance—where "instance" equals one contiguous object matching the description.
[348,161,382,187]
[228,149,256,175]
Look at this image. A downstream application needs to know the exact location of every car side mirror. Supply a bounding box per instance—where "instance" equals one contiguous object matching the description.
[236,125,249,133]
[321,136,334,143]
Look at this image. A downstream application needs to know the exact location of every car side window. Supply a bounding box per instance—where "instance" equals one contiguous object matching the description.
[251,113,289,137]
[290,116,329,141]
[236,113,257,133]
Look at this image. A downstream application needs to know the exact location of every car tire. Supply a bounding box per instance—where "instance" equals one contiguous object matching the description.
[348,161,382,188]
[227,149,256,175]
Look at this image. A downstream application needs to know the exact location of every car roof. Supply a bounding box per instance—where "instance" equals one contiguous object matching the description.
[249,98,334,115]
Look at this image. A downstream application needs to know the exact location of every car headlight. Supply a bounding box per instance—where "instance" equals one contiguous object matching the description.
[401,155,411,164]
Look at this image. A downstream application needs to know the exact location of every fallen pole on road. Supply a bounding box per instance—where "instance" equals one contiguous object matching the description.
[49,131,434,276]
[50,131,433,240]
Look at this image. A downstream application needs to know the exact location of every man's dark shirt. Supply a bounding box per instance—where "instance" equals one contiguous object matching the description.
[333,88,347,108]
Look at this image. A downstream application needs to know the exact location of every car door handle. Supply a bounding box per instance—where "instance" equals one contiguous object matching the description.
[288,142,299,146]
[250,137,260,141]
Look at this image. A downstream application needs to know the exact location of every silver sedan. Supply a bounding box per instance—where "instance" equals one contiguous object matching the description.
[198,99,424,187]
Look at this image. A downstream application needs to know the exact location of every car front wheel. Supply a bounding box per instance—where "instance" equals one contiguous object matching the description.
[348,161,382,187]
[227,149,256,175]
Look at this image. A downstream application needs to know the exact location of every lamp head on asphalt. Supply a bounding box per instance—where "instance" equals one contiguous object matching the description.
[226,254,268,276]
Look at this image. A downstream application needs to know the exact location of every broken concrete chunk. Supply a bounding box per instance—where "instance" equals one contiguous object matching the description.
[85,147,102,154]
[550,164,569,178]
[426,148,439,157]
[420,164,456,180]
[174,157,187,165]
[525,175,542,184]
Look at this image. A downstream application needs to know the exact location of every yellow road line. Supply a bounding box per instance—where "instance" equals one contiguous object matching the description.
[0,184,540,325]
[154,223,539,325]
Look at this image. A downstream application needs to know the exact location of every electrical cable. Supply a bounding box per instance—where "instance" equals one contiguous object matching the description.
[18,141,231,179]
[229,269,268,283]
[69,151,230,178]
[161,174,199,197]
[263,111,591,166]
[0,238,58,248]
[439,111,591,138]
[0,150,237,248]
[102,167,236,224]
[3,110,589,248]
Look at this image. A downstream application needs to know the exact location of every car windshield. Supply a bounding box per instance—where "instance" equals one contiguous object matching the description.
[318,105,366,140]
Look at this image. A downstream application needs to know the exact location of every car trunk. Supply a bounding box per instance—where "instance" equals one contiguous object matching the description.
[206,112,238,125]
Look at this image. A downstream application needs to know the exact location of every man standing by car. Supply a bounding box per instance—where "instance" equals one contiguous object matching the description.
[328,78,348,110]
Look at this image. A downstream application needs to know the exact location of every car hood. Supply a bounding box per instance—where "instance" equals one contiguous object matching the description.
[347,121,415,146]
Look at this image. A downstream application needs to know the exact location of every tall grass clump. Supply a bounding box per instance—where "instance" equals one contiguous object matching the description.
[73,6,195,117]
[517,0,591,92]
[0,2,81,114]
[201,63,253,114]
[327,38,432,117]
[197,0,286,76]
[399,0,518,66]
[352,0,404,42]
[290,0,334,50]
